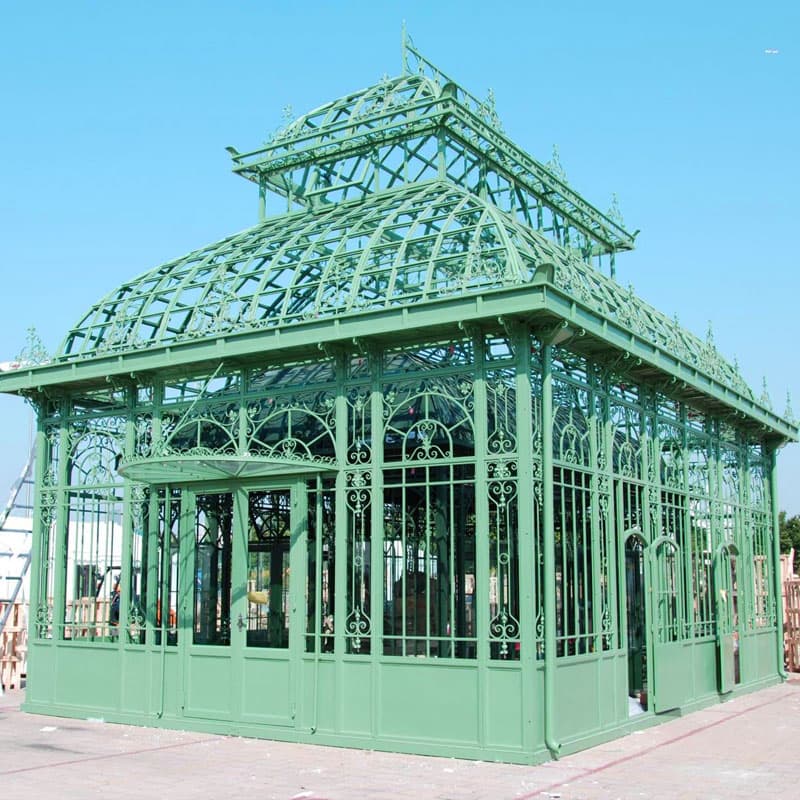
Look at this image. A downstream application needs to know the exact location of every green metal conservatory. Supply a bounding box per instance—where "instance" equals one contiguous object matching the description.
[1,40,796,764]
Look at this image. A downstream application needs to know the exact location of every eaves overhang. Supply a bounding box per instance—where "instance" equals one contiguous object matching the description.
[1,280,796,444]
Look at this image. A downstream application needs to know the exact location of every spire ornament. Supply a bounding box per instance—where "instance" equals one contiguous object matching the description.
[760,377,772,410]
[15,326,49,367]
[607,193,625,227]
[785,392,795,423]
[546,145,568,184]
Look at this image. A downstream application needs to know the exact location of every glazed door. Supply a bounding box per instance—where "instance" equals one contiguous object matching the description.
[650,536,691,713]
[180,481,305,727]
[238,485,303,727]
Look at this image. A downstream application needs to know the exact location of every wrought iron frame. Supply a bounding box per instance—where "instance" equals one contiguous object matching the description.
[1,34,796,765]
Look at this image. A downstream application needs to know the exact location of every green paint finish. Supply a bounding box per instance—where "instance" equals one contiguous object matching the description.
[7,37,796,766]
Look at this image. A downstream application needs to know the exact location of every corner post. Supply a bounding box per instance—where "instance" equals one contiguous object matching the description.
[769,445,788,679]
[541,336,561,758]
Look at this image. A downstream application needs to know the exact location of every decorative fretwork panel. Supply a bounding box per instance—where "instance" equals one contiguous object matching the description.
[610,401,642,479]
[34,488,58,639]
[247,399,336,464]
[43,424,60,487]
[658,423,685,491]
[67,416,126,487]
[347,386,372,465]
[345,471,371,653]
[127,484,148,644]
[486,367,517,457]
[383,374,475,462]
[552,379,591,468]
[134,413,153,459]
[163,402,239,456]
[688,439,710,500]
[487,460,520,659]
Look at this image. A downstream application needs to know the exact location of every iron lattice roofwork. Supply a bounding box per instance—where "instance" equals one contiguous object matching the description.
[2,38,796,443]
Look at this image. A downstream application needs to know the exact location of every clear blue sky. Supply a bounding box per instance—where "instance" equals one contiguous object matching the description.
[1,1,798,512]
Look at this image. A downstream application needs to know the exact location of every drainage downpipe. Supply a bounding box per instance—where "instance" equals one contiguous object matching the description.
[541,340,561,759]
[769,446,788,680]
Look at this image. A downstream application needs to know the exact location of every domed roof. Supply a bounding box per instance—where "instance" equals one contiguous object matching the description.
[58,180,562,358]
[57,177,752,400]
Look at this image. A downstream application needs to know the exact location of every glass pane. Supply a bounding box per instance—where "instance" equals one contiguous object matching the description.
[246,489,291,648]
[193,493,233,645]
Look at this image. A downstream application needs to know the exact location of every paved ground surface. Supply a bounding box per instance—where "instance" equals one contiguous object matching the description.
[1,677,799,799]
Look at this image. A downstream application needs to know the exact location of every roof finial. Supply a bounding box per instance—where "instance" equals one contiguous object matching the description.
[705,321,715,349]
[546,145,568,183]
[607,193,625,227]
[760,377,772,410]
[15,325,49,367]
[785,391,795,423]
[401,20,408,73]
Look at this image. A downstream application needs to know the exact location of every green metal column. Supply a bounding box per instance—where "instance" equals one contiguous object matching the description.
[52,399,71,642]
[119,387,137,640]
[472,328,489,749]
[26,401,48,651]
[541,339,560,758]
[769,445,788,679]
[513,323,536,753]
[333,350,349,730]
[369,345,384,737]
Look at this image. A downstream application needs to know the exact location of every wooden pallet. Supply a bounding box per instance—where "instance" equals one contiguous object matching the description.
[786,579,800,673]
[0,602,27,689]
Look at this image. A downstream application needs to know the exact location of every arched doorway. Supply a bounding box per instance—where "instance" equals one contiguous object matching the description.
[714,542,740,693]
[623,531,649,715]
[649,534,692,712]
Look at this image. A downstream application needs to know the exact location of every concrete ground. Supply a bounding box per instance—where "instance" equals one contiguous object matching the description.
[1,677,798,799]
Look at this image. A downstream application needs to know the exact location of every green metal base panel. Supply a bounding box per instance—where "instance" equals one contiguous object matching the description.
[378,662,480,745]
[485,667,525,749]
[21,638,785,766]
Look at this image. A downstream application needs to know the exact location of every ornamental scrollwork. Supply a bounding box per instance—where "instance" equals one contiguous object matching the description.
[34,603,53,638]
[127,603,146,643]
[345,606,371,653]
[345,470,371,516]
[68,416,126,486]
[347,388,372,465]
[489,608,520,657]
